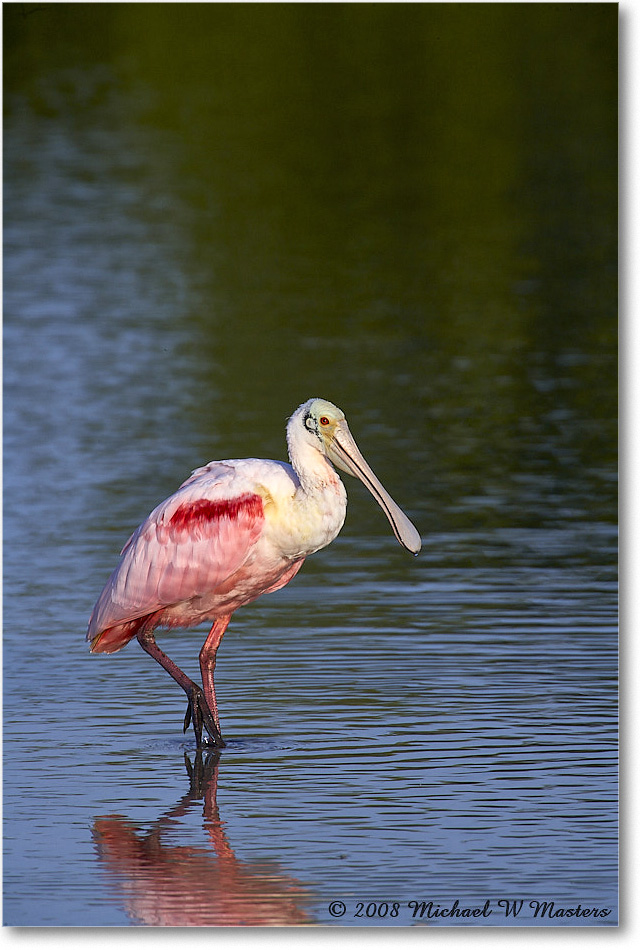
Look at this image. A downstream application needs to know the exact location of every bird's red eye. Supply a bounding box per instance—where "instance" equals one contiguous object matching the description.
[320,416,330,426]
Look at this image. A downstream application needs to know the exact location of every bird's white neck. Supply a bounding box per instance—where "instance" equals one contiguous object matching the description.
[287,422,342,495]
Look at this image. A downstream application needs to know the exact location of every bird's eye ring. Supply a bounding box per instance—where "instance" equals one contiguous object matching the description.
[320,416,330,426]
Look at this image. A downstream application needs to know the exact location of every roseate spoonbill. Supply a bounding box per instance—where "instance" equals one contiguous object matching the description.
[88,398,421,748]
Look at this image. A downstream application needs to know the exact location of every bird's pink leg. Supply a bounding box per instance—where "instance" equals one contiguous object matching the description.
[199,616,231,739]
[137,629,224,749]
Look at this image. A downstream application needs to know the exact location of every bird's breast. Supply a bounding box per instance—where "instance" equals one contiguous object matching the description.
[262,479,347,559]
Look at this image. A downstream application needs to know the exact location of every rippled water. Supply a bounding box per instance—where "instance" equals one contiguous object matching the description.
[4,3,617,928]
[3,546,618,927]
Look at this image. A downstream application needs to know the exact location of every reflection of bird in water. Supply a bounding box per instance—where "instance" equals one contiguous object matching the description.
[88,398,421,747]
[93,753,313,926]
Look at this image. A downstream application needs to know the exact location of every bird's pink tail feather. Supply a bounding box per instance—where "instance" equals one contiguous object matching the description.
[90,620,144,654]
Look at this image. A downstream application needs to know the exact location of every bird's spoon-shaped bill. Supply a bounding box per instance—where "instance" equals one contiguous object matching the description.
[326,421,421,555]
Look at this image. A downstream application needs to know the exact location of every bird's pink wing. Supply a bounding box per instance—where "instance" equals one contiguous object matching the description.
[88,464,265,638]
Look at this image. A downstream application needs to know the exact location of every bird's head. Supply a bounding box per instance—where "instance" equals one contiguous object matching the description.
[299,398,346,456]
[288,397,421,555]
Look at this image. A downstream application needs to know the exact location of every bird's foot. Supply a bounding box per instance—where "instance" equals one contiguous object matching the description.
[183,684,226,749]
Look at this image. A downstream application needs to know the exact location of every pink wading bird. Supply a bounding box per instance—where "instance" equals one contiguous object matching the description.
[88,398,421,748]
